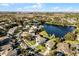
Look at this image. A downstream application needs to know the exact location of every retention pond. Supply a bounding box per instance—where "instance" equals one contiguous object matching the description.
[43,24,75,38]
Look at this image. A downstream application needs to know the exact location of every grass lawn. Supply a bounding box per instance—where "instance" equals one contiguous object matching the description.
[36,45,46,53]
[65,40,79,44]
[39,30,59,42]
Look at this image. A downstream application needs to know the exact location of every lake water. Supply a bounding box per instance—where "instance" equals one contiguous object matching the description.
[43,24,75,38]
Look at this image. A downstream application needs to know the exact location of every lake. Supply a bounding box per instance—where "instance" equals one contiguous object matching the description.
[43,24,75,38]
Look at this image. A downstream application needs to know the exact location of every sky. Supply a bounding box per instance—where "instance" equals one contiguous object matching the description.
[0,3,79,12]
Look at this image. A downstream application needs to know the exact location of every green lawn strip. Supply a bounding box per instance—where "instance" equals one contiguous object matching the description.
[25,40,36,46]
[36,45,46,53]
[39,30,49,38]
[65,40,79,44]
[39,30,59,42]
[28,40,36,46]
[17,45,21,48]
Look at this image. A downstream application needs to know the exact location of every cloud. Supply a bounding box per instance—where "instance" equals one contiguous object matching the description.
[16,3,44,12]
[17,6,79,12]
[53,7,60,10]
[64,7,73,12]
[1,3,79,12]
[24,3,43,10]
[50,7,79,12]
[32,3,43,9]
[0,3,10,7]
[16,8,23,11]
[63,7,79,12]
[51,7,61,12]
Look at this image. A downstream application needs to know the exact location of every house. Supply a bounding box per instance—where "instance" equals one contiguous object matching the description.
[6,49,17,56]
[0,29,7,37]
[0,44,12,56]
[45,40,55,50]
[70,44,79,54]
[7,26,17,35]
[21,31,31,40]
[0,36,10,46]
[29,25,38,33]
[38,25,44,31]
[29,25,38,36]
[56,42,74,56]
[67,18,76,24]
[76,34,79,41]
[35,35,47,45]
[20,42,28,49]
